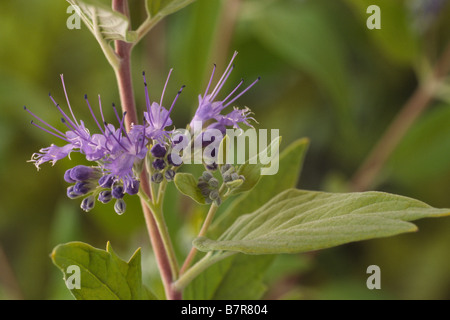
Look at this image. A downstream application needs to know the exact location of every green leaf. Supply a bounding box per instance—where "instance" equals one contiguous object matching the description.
[51,241,156,300]
[194,189,450,255]
[184,138,309,300]
[183,253,272,300]
[174,172,206,205]
[146,0,197,18]
[67,0,136,42]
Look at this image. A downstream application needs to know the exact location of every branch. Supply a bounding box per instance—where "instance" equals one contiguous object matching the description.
[351,43,450,191]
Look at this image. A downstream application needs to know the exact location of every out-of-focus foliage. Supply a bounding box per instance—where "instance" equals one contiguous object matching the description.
[0,0,449,299]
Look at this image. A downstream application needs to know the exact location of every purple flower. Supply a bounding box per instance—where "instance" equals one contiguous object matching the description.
[189,51,260,130]
[26,75,149,204]
[142,70,185,143]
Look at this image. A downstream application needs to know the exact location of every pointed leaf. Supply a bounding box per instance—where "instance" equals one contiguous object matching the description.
[194,189,450,254]
[51,241,155,300]
[174,172,206,204]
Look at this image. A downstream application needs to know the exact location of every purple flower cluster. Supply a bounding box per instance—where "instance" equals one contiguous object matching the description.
[27,52,259,214]
[190,51,259,134]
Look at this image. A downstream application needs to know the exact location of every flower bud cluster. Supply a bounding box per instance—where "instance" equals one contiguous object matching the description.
[197,171,222,206]
[65,165,137,215]
[150,143,178,184]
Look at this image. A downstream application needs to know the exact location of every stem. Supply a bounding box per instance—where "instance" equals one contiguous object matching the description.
[351,44,450,191]
[175,251,235,291]
[112,0,181,300]
[180,203,219,274]
[140,187,180,281]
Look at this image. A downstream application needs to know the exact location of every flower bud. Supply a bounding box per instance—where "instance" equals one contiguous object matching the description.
[151,172,163,184]
[98,190,112,204]
[67,185,82,199]
[112,185,124,199]
[164,169,176,181]
[98,174,114,188]
[114,199,126,215]
[223,173,232,183]
[197,181,210,197]
[64,169,76,183]
[220,164,232,175]
[209,190,219,200]
[202,171,213,181]
[208,178,219,189]
[74,181,95,195]
[81,195,95,212]
[151,144,167,158]
[127,180,140,195]
[70,165,100,181]
[152,158,166,171]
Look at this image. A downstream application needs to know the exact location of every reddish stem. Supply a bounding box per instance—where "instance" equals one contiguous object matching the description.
[112,0,181,300]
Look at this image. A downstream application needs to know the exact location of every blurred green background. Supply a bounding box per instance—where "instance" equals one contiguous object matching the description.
[0,0,449,300]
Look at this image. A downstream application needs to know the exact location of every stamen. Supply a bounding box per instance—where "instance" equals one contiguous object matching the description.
[98,94,107,131]
[211,64,235,101]
[203,64,216,99]
[49,94,83,136]
[222,78,244,105]
[160,68,173,107]
[24,106,66,137]
[162,85,185,128]
[30,120,70,143]
[223,76,260,109]
[85,94,105,135]
[142,72,154,127]
[210,51,238,98]
[60,74,79,127]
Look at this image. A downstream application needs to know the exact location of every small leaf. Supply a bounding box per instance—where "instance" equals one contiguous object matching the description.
[67,0,135,42]
[174,172,206,205]
[51,241,155,300]
[194,189,450,255]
